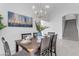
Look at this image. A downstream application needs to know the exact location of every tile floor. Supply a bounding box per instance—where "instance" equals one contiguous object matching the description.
[57,39,79,56]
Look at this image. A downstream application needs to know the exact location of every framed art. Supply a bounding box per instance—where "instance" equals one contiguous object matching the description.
[8,11,33,27]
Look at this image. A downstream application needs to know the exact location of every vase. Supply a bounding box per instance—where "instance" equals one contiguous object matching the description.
[37,32,42,43]
[37,32,42,36]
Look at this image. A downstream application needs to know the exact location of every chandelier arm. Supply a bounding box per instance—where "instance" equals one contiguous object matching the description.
[32,4,49,20]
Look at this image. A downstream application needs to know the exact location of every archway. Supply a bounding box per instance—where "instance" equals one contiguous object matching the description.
[62,14,78,41]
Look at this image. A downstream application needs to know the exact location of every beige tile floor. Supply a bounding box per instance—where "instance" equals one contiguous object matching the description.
[56,39,79,56]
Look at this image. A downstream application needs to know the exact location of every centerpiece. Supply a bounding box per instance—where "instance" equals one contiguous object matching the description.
[35,21,48,42]
[35,21,48,36]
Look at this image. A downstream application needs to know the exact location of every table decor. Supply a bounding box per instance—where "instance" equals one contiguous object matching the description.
[35,21,48,42]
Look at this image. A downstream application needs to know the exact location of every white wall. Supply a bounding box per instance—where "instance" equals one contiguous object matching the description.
[48,3,79,39]
[1,3,79,55]
[0,3,37,55]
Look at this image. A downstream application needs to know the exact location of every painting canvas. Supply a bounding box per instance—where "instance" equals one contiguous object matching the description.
[8,11,33,27]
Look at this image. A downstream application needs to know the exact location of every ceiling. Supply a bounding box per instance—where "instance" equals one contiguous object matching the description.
[2,3,79,21]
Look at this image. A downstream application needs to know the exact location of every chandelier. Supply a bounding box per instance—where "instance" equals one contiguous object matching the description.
[32,4,50,20]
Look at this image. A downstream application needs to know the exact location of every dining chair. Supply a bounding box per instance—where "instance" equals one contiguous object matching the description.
[21,33,32,39]
[1,37,30,56]
[40,37,50,56]
[33,32,37,38]
[48,32,55,35]
[49,34,57,56]
[1,37,11,56]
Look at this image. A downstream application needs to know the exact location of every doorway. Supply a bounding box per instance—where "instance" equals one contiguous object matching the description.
[63,19,78,41]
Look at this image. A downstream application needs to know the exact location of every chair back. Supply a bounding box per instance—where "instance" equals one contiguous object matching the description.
[48,32,55,36]
[49,34,55,49]
[49,34,57,56]
[52,34,57,48]
[33,32,37,38]
[40,36,50,56]
[1,37,11,56]
[1,37,6,44]
[21,33,31,39]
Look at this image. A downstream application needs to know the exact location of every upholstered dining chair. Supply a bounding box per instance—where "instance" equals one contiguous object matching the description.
[1,37,11,56]
[49,34,57,56]
[33,32,37,38]
[21,33,32,39]
[40,37,51,56]
[48,32,55,35]
[1,37,30,56]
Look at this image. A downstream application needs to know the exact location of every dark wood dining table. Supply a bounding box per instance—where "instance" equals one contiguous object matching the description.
[15,37,41,55]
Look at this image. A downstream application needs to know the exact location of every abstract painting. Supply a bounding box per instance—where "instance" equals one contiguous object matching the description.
[8,11,33,27]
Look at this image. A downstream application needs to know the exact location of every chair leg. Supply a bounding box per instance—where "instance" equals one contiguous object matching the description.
[48,50,50,56]
[54,47,57,56]
[54,49,57,56]
[55,52,57,56]
[52,49,57,56]
[51,51,52,56]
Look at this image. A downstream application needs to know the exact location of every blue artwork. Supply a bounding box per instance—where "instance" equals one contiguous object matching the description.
[8,11,33,27]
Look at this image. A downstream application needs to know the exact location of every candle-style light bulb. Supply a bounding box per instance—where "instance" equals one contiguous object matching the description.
[45,5,50,9]
[32,5,35,9]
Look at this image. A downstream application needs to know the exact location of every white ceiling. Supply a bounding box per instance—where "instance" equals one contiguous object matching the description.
[2,3,79,21]
[4,3,79,15]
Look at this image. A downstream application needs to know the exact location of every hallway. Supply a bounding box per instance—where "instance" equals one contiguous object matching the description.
[63,19,78,41]
[59,19,79,56]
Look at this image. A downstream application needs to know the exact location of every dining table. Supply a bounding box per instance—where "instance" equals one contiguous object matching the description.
[15,37,41,56]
